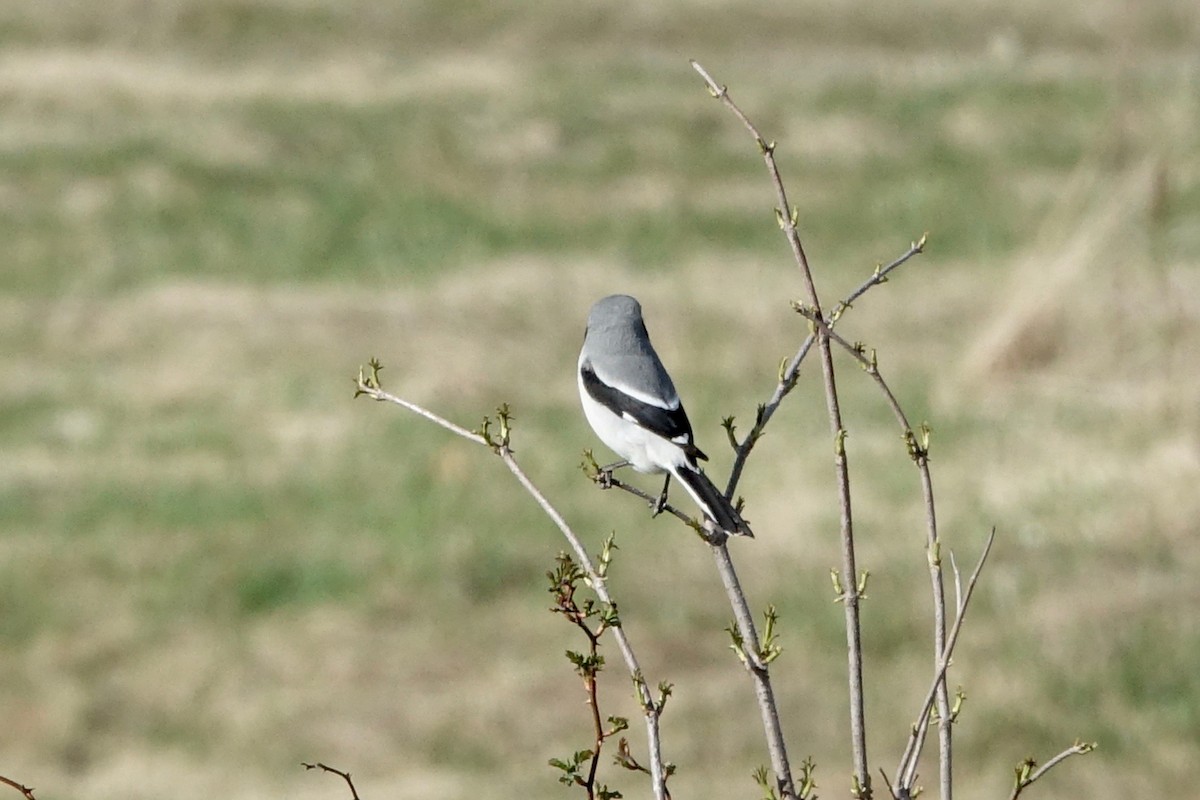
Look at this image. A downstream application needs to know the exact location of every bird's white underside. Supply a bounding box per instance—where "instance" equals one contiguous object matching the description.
[578,373,691,475]
[579,383,722,523]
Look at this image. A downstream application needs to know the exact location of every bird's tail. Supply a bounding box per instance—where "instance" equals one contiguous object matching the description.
[672,464,753,537]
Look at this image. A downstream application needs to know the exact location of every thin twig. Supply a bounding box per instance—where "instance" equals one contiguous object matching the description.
[0,776,36,800]
[603,464,795,798]
[878,767,899,800]
[355,364,485,444]
[355,375,669,800]
[835,235,928,321]
[303,762,362,800]
[577,606,606,796]
[792,305,952,797]
[693,59,871,797]
[1008,742,1097,800]
[596,473,702,531]
[892,529,996,792]
[724,234,925,500]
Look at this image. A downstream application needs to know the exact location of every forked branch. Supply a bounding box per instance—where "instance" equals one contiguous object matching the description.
[355,362,669,800]
[892,529,996,794]
[587,454,801,799]
[791,301,952,797]
[724,234,926,499]
[693,59,871,798]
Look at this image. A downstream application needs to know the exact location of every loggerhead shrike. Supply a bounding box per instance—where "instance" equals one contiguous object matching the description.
[578,294,752,537]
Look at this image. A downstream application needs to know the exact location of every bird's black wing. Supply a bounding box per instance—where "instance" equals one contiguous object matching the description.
[580,362,708,461]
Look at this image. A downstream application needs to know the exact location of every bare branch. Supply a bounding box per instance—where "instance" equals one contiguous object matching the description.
[302,762,362,800]
[725,234,925,498]
[354,362,485,445]
[587,469,704,533]
[0,776,36,800]
[354,371,669,800]
[792,302,952,798]
[894,529,996,789]
[693,59,871,797]
[836,234,927,320]
[878,767,900,800]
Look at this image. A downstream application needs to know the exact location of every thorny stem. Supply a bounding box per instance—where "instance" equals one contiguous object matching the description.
[693,59,871,798]
[499,449,669,800]
[355,377,669,800]
[0,776,36,800]
[302,762,362,800]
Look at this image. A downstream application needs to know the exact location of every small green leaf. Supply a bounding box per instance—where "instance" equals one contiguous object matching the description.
[831,569,844,601]
[798,756,817,798]
[950,685,966,722]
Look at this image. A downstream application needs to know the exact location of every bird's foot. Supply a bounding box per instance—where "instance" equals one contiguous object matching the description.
[650,474,672,518]
[596,460,629,490]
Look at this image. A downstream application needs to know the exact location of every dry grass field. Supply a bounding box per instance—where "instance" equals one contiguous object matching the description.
[1,1,1199,798]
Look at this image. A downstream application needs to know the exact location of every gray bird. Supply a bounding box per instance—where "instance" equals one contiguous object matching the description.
[577,294,752,537]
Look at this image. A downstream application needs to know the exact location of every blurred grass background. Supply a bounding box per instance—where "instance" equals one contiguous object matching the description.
[1,0,1198,798]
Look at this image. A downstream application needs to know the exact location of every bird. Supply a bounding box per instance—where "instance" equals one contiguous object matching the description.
[577,294,752,537]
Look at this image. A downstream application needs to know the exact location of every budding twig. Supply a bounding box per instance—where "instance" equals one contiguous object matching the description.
[693,57,869,799]
[793,296,952,799]
[893,528,996,791]
[355,367,669,800]
[1008,741,1097,800]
